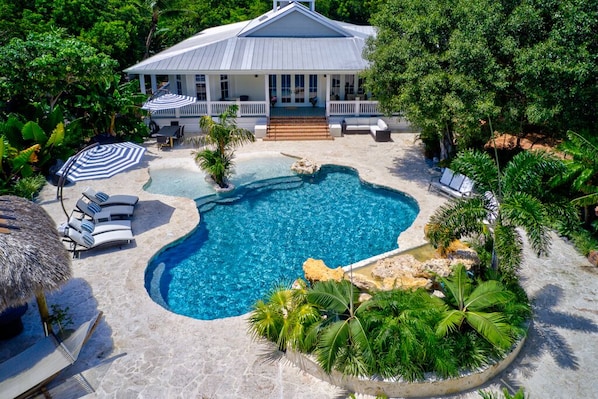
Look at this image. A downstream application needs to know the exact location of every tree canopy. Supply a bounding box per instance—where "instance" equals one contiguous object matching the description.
[364,0,598,157]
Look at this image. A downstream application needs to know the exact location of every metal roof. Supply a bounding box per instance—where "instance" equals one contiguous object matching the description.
[124,2,375,75]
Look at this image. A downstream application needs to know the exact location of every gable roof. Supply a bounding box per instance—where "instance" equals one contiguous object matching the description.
[124,2,375,75]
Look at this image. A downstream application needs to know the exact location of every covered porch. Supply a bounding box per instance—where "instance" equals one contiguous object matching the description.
[138,72,380,120]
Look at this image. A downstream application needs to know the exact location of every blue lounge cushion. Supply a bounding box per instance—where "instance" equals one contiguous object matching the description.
[88,202,102,214]
[81,232,95,248]
[80,219,95,233]
[95,191,110,202]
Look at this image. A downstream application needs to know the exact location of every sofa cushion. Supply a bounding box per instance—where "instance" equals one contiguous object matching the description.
[377,119,388,130]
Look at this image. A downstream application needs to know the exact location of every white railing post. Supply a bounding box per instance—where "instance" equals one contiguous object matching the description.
[236,99,242,117]
[354,99,359,116]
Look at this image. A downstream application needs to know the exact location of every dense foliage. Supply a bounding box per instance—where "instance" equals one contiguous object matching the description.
[426,149,578,277]
[364,0,598,158]
[248,264,530,382]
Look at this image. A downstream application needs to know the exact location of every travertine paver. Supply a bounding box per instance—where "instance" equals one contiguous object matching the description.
[1,130,597,399]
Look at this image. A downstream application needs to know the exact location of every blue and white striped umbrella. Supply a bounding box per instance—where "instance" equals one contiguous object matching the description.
[57,142,146,182]
[141,93,197,112]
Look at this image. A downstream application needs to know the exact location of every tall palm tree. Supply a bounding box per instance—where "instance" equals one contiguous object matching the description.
[436,264,516,349]
[426,149,577,276]
[191,105,254,188]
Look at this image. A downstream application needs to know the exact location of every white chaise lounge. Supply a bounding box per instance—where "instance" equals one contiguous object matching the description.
[82,187,139,207]
[0,313,102,399]
[429,168,475,198]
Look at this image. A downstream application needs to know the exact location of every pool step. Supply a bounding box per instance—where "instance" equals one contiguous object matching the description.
[264,116,333,141]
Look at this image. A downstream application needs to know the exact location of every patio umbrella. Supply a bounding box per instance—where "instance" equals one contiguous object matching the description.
[55,142,146,218]
[141,93,197,112]
[0,195,72,335]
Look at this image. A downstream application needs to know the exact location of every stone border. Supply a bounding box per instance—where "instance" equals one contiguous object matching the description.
[285,334,526,397]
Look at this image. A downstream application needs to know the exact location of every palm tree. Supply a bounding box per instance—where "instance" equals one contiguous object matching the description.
[557,130,598,226]
[248,279,321,353]
[436,264,516,349]
[191,105,254,188]
[306,280,375,376]
[426,149,577,276]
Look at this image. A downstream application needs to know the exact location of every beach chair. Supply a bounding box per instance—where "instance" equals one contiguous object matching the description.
[428,168,475,198]
[74,199,134,223]
[67,216,132,235]
[65,228,134,257]
[82,187,139,207]
[0,312,102,399]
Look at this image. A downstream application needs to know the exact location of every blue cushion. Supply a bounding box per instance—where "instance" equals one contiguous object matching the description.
[80,219,95,233]
[81,232,95,248]
[88,202,102,214]
[95,191,110,202]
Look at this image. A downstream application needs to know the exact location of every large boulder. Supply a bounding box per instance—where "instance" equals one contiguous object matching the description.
[303,258,344,284]
[372,255,422,279]
[291,158,321,175]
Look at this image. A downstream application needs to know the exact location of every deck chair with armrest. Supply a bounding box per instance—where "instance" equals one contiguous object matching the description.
[156,135,170,150]
[0,312,102,399]
[82,187,139,207]
[67,216,132,236]
[74,199,134,223]
[64,228,134,258]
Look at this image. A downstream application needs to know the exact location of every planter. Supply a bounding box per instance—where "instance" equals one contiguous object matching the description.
[0,303,28,340]
[286,333,527,398]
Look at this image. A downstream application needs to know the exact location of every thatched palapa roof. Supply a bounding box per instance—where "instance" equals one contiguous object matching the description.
[0,195,71,313]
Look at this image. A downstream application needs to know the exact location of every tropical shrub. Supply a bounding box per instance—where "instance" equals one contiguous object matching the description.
[248,264,530,382]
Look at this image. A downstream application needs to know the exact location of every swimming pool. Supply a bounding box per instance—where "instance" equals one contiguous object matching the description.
[145,160,419,320]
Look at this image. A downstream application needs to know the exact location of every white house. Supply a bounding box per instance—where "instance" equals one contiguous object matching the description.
[125,0,382,138]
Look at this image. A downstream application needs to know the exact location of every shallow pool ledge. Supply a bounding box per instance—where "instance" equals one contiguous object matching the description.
[285,334,526,397]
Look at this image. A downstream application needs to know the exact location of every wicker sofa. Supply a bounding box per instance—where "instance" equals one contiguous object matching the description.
[341,117,391,142]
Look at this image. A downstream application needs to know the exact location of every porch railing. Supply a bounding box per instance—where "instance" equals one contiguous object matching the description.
[151,100,380,118]
[329,100,380,116]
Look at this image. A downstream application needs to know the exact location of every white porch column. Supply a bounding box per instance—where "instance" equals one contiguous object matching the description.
[264,75,270,117]
[139,75,146,94]
[150,75,158,94]
[325,75,330,117]
[206,75,212,116]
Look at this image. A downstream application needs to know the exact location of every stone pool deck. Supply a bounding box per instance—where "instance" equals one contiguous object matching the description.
[2,130,598,398]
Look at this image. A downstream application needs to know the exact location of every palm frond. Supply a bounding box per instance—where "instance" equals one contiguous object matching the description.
[465,280,513,311]
[436,309,465,337]
[307,280,355,316]
[493,223,523,275]
[451,149,499,194]
[464,311,513,349]
[500,192,551,256]
[501,151,564,199]
[426,196,488,249]
[316,319,350,373]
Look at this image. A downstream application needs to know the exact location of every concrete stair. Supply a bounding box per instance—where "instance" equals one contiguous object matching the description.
[263,116,333,141]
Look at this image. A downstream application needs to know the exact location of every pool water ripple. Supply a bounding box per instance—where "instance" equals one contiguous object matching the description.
[146,164,419,320]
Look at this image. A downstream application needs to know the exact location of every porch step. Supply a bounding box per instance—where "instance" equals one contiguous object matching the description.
[264,116,333,141]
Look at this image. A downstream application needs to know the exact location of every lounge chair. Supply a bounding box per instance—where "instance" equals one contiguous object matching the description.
[0,312,102,399]
[82,187,139,207]
[68,216,132,235]
[74,199,134,223]
[65,228,134,257]
[429,168,475,198]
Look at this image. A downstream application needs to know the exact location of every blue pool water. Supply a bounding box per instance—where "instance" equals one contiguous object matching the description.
[145,163,419,320]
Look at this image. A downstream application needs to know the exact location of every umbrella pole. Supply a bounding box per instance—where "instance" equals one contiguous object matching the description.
[35,293,52,336]
[57,143,100,220]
